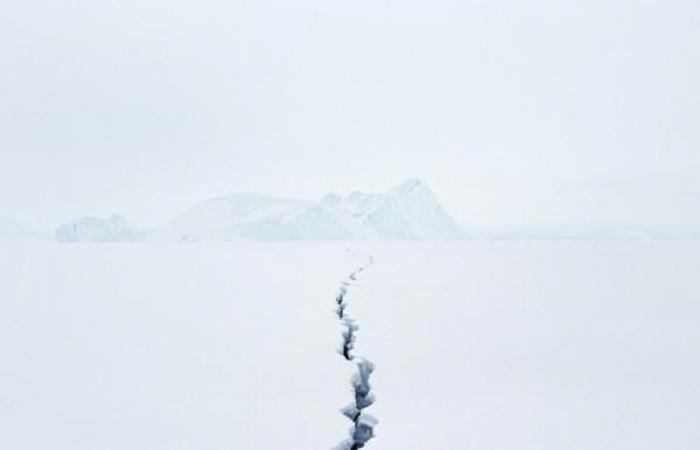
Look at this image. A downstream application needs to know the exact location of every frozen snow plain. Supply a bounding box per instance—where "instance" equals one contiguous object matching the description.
[1,239,700,450]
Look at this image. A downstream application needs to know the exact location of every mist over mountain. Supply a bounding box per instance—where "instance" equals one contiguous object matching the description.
[160,178,466,242]
[0,217,41,239]
[55,214,154,242]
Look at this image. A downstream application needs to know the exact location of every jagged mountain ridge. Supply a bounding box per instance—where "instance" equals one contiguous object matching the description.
[160,178,466,241]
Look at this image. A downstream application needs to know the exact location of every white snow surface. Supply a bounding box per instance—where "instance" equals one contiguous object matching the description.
[56,214,153,242]
[159,178,466,241]
[1,240,699,450]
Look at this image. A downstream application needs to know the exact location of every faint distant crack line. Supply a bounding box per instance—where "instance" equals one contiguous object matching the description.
[334,255,377,450]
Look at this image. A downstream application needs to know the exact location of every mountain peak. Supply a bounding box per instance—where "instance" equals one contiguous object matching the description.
[320,192,342,207]
[109,213,131,225]
[390,177,427,196]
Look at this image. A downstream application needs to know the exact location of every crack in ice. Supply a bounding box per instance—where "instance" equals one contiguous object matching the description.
[334,256,377,450]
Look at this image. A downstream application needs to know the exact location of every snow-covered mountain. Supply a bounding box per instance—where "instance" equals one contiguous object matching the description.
[160,179,466,241]
[159,193,352,241]
[55,214,153,242]
[328,178,467,240]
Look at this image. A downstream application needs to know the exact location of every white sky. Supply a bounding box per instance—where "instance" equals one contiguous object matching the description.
[1,0,699,229]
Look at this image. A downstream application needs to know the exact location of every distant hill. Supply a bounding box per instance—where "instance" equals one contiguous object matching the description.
[0,217,40,239]
[159,178,466,241]
[55,214,154,242]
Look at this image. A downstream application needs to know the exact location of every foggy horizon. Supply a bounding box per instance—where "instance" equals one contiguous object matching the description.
[2,0,699,231]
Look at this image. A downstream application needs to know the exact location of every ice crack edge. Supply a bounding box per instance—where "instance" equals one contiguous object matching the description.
[334,256,377,450]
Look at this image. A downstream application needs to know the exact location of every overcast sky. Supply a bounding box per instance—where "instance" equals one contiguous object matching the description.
[1,0,698,229]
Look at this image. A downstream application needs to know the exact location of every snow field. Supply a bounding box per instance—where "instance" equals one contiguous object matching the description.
[1,240,699,449]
